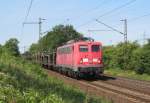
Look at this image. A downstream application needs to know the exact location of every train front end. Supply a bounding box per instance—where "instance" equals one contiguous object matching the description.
[74,41,103,76]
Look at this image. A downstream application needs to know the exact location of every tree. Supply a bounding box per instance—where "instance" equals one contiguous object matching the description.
[29,43,39,54]
[103,42,140,70]
[130,39,150,74]
[103,45,117,69]
[0,44,2,56]
[41,24,82,51]
[29,25,83,53]
[3,38,20,56]
[140,39,150,74]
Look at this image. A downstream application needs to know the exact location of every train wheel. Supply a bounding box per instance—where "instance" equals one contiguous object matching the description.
[75,72,80,80]
[72,72,76,79]
[94,73,100,79]
[68,71,72,77]
[62,70,65,75]
[63,70,67,75]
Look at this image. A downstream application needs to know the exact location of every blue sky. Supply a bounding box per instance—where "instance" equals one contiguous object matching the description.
[0,0,150,52]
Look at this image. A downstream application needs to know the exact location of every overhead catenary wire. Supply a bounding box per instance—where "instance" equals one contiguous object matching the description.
[24,0,34,23]
[97,0,136,19]
[95,11,150,28]
[95,19,124,35]
[76,0,137,29]
[20,0,35,53]
[74,0,112,20]
[21,0,34,35]
[129,12,150,22]
[62,0,112,25]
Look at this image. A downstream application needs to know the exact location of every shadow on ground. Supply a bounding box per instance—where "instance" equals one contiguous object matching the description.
[81,75,116,81]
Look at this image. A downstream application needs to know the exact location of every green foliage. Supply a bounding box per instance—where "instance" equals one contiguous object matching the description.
[29,43,39,54]
[41,94,64,103]
[103,42,139,70]
[103,40,150,75]
[3,38,20,56]
[135,40,150,74]
[29,25,82,53]
[103,46,116,69]
[0,54,83,103]
[0,44,2,56]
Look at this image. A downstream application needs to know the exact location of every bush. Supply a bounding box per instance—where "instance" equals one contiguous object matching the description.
[134,67,145,74]
[103,41,150,75]
[132,42,150,75]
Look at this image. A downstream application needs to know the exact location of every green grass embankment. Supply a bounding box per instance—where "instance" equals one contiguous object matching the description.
[0,54,109,103]
[105,68,150,81]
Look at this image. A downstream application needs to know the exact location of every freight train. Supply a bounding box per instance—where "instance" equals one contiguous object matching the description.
[33,38,104,78]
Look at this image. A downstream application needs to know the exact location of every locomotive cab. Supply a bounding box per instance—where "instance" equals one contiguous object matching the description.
[75,41,103,76]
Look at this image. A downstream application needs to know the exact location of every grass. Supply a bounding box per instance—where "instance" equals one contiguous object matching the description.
[105,68,150,81]
[0,53,110,103]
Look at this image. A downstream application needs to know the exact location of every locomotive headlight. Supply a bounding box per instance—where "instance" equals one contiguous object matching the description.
[93,58,98,62]
[80,59,83,64]
[97,59,101,64]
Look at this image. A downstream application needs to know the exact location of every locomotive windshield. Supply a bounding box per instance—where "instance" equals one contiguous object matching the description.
[79,45,88,52]
[92,45,100,52]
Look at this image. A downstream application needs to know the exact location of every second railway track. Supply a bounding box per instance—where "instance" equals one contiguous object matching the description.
[84,80,150,103]
[96,75,150,95]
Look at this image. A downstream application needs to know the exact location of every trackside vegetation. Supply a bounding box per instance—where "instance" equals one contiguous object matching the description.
[103,40,150,81]
[0,53,82,103]
[105,69,150,81]
[0,39,109,103]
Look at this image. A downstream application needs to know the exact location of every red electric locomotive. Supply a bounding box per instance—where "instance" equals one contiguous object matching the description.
[56,39,103,78]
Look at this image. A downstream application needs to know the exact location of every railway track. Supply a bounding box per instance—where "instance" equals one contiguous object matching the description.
[85,80,150,103]
[96,75,150,95]
[46,69,150,103]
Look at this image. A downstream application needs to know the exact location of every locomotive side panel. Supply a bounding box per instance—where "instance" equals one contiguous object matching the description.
[56,44,74,69]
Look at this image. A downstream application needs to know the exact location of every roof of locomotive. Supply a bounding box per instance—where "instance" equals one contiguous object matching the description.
[57,40,102,50]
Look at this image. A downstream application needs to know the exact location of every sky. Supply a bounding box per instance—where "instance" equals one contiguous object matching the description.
[0,0,150,53]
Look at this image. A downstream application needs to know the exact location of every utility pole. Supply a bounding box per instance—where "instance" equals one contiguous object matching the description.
[23,46,26,53]
[39,18,46,40]
[39,18,42,40]
[121,19,128,45]
[143,31,146,45]
[95,19,128,70]
[23,17,46,41]
[121,19,128,70]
